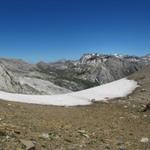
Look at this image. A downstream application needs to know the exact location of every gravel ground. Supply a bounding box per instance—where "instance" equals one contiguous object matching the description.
[0,66,150,150]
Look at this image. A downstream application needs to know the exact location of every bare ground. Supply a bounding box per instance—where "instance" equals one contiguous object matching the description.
[0,66,150,150]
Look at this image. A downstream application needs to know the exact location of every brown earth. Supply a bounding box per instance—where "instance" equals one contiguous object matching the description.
[0,66,150,150]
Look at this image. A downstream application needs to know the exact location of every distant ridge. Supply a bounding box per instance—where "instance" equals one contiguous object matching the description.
[0,53,149,94]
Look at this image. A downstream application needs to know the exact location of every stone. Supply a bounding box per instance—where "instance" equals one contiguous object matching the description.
[140,137,149,143]
[20,139,35,150]
[39,133,49,139]
[39,132,58,140]
[78,130,89,138]
[140,89,147,92]
[124,105,128,109]
[116,139,124,146]
[105,144,111,149]
[143,114,147,117]
[14,130,21,134]
[142,103,150,112]
[132,104,136,108]
[118,145,126,150]
[119,117,124,119]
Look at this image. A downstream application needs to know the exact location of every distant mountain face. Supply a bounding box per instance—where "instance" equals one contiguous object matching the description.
[0,53,149,94]
[141,54,150,64]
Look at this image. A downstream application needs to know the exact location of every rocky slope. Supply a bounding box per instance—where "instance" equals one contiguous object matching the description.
[0,60,71,95]
[0,53,149,94]
[36,53,148,90]
[0,65,150,150]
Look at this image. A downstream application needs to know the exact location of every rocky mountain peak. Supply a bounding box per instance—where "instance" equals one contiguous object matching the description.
[0,53,149,95]
[79,53,110,64]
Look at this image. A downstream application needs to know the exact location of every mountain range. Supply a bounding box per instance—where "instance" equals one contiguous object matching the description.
[0,53,149,94]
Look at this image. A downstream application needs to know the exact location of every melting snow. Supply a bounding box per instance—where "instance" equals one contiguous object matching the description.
[0,78,138,106]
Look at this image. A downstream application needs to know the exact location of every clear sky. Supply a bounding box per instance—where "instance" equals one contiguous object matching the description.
[0,0,150,62]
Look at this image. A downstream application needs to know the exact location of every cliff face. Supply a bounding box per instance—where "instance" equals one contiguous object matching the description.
[0,62,71,95]
[0,63,22,93]
[35,53,146,91]
[0,53,149,94]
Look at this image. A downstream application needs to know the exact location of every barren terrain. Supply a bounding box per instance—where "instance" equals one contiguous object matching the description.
[0,66,150,150]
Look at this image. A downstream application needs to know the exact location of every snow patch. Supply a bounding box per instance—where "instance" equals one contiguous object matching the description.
[0,78,138,106]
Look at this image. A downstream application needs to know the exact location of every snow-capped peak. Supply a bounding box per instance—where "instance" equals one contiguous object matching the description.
[113,53,123,58]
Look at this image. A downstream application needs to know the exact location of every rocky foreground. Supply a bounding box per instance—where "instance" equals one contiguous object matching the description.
[0,66,150,149]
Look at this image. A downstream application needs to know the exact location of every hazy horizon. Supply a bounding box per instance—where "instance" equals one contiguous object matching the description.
[0,52,149,64]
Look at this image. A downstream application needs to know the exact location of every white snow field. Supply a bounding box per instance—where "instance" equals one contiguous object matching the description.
[0,78,138,106]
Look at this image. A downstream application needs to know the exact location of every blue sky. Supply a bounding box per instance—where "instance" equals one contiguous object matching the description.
[0,0,150,62]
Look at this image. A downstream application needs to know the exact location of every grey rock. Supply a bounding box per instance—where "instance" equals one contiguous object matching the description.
[0,53,149,95]
[140,137,149,143]
[20,139,35,150]
[116,138,124,146]
[0,61,71,95]
[118,145,126,150]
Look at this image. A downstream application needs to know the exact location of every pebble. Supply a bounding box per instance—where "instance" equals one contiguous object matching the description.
[40,133,49,139]
[117,139,124,146]
[78,130,89,138]
[124,105,128,108]
[105,144,111,149]
[140,89,147,92]
[118,145,126,150]
[132,104,136,108]
[20,139,35,150]
[140,137,149,143]
[143,114,147,118]
[6,135,10,139]
[130,114,139,119]
[119,117,124,119]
